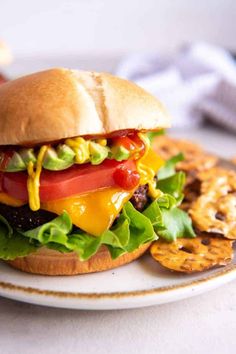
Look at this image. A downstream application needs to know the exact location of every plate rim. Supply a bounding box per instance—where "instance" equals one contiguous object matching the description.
[1,263,236,300]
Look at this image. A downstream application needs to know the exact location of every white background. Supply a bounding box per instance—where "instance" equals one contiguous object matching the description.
[1,0,236,58]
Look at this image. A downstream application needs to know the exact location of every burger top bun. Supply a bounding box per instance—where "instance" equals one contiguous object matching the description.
[0,68,170,145]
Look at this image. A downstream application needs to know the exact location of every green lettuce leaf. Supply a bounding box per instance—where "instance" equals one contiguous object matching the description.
[147,129,165,143]
[0,215,38,260]
[24,212,73,246]
[156,207,196,242]
[143,198,195,242]
[158,153,184,179]
[19,204,157,261]
[115,202,156,252]
[156,171,185,205]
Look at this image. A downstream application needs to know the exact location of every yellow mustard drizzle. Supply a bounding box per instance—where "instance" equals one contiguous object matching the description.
[27,145,48,211]
[137,133,162,199]
[65,137,90,164]
[65,137,108,164]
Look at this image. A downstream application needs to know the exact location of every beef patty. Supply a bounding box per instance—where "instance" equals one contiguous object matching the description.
[0,203,57,231]
[130,184,149,211]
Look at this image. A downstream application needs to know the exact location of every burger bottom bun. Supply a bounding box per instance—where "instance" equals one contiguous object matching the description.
[7,243,151,276]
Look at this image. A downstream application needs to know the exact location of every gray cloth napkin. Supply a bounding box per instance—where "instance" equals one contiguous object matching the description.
[116,42,236,132]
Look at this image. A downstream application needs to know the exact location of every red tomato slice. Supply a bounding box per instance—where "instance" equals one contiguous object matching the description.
[2,159,138,202]
[0,172,3,193]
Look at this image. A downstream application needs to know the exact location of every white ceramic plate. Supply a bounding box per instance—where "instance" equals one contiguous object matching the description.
[0,252,236,310]
[0,158,236,310]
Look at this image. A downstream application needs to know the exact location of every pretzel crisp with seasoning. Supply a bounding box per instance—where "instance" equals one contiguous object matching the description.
[152,135,202,160]
[188,168,236,239]
[150,236,234,273]
[198,167,236,195]
[152,136,218,174]
[182,167,236,210]
[189,194,236,239]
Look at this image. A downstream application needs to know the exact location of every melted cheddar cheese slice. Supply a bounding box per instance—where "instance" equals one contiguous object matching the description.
[41,146,163,236]
[42,187,133,236]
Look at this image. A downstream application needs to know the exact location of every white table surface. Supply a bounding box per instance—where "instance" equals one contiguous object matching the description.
[1,124,236,354]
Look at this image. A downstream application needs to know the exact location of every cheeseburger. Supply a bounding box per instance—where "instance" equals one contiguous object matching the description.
[0,68,194,275]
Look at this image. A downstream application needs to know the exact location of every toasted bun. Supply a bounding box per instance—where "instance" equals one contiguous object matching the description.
[7,243,151,275]
[0,68,170,145]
